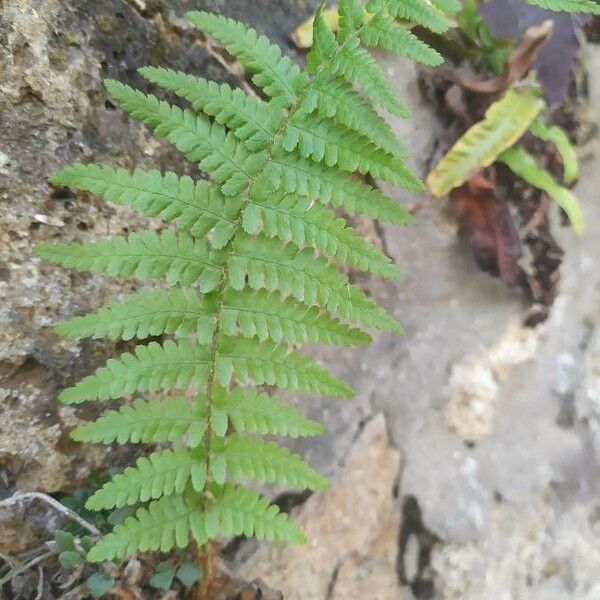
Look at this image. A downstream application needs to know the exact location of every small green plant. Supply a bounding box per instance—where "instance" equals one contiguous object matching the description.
[426,0,594,235]
[36,0,458,563]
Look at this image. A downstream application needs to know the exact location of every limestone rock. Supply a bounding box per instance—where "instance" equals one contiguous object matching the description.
[239,414,403,600]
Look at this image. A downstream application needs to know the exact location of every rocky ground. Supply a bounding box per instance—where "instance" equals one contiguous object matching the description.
[1,1,600,599]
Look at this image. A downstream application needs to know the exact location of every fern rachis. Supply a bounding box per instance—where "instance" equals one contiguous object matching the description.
[36,0,456,563]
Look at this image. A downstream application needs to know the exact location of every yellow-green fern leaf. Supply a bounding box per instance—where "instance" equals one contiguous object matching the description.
[427,87,545,197]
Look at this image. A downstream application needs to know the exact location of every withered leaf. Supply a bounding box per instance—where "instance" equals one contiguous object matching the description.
[450,174,522,285]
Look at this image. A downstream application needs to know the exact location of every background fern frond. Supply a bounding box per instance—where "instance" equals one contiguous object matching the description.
[427,87,545,197]
[499,146,584,236]
[529,119,579,184]
[525,0,600,12]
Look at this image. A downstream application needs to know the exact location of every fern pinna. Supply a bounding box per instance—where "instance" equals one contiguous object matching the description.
[36,1,456,562]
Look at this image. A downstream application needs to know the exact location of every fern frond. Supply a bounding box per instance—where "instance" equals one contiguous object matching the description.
[228,234,402,331]
[35,231,225,290]
[360,12,443,66]
[211,387,324,438]
[257,153,417,223]
[187,11,308,105]
[104,80,265,196]
[216,336,354,397]
[281,112,416,186]
[55,288,217,344]
[221,288,371,347]
[87,494,194,561]
[59,340,211,404]
[194,484,305,543]
[524,0,600,13]
[138,67,285,152]
[40,1,444,559]
[242,195,398,278]
[50,164,240,244]
[210,435,328,490]
[70,397,204,445]
[86,448,206,510]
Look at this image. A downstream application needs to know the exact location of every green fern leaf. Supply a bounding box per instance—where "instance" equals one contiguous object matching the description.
[70,397,204,445]
[529,119,579,184]
[194,484,305,543]
[86,448,207,510]
[301,76,408,160]
[499,146,584,236]
[387,0,450,33]
[35,231,225,290]
[59,339,211,405]
[138,67,285,152]
[243,195,398,278]
[429,0,462,15]
[228,233,401,331]
[360,12,443,66]
[427,87,545,197]
[221,287,371,346]
[257,154,417,223]
[104,80,265,196]
[55,288,217,344]
[332,38,411,118]
[216,336,354,397]
[524,0,600,12]
[87,494,194,562]
[210,435,328,490]
[211,387,324,438]
[280,112,417,187]
[187,11,308,105]
[50,164,240,243]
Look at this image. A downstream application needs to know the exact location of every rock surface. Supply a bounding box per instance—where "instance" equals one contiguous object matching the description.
[239,414,402,600]
[2,1,600,599]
